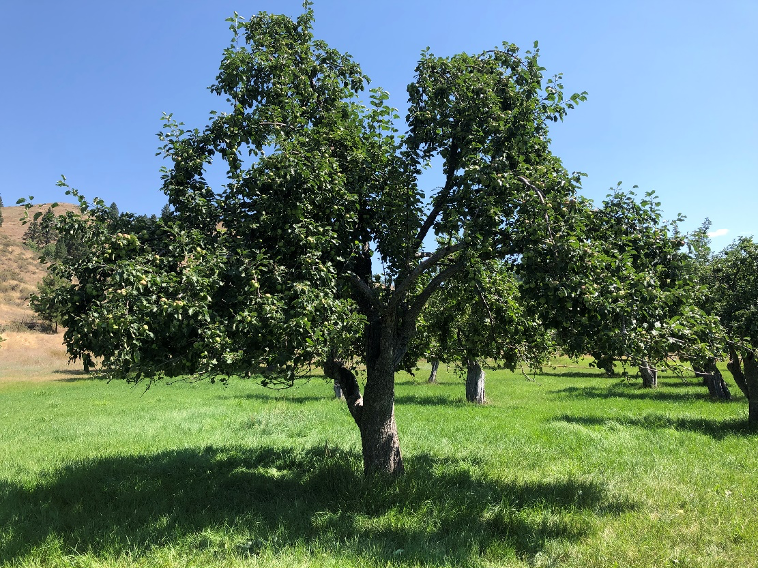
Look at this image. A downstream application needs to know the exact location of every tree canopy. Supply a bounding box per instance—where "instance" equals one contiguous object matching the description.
[29,4,605,474]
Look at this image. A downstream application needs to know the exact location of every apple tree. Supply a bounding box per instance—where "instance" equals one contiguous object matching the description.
[710,237,758,422]
[414,258,552,403]
[519,187,720,387]
[32,4,588,475]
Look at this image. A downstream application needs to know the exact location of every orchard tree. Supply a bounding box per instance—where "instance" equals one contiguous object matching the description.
[414,258,552,403]
[32,4,588,475]
[711,237,758,422]
[520,187,720,387]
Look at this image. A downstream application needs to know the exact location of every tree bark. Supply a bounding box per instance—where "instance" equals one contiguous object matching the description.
[639,360,658,388]
[743,351,758,425]
[323,357,363,425]
[702,359,731,400]
[360,313,404,475]
[333,380,343,399]
[428,359,439,383]
[727,346,749,398]
[465,359,486,404]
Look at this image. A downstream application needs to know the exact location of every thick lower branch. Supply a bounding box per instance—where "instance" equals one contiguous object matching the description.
[324,357,364,426]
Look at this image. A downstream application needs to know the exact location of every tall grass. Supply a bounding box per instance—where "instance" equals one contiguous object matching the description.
[1,362,756,567]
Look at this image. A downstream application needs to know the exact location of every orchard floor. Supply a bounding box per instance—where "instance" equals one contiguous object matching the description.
[1,355,756,567]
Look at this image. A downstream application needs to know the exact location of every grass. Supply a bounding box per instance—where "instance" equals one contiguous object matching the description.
[1,361,756,567]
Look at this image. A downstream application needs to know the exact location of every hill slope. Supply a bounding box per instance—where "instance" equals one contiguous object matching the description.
[0,203,80,381]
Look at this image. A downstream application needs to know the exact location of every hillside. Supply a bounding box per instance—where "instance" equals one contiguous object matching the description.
[0,203,80,380]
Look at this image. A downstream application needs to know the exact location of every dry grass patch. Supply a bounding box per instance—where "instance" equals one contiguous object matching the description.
[1,203,80,242]
[0,330,77,383]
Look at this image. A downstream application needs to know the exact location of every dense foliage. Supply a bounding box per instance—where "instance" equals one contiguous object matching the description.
[27,4,593,473]
[519,187,721,384]
[710,237,758,419]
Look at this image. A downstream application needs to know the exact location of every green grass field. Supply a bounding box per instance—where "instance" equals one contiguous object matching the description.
[1,361,756,567]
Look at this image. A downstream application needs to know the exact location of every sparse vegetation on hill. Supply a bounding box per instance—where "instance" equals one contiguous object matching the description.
[0,203,78,341]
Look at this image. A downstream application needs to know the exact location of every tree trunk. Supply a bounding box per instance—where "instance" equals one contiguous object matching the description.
[324,350,403,475]
[702,359,731,400]
[333,379,343,399]
[726,348,758,425]
[639,360,658,388]
[743,351,758,425]
[428,359,439,383]
[465,359,486,404]
[727,346,749,398]
[361,314,404,475]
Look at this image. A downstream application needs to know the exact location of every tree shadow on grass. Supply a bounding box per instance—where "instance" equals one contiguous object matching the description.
[554,414,756,440]
[53,369,103,382]
[227,392,332,404]
[395,393,466,406]
[550,383,717,403]
[0,445,636,565]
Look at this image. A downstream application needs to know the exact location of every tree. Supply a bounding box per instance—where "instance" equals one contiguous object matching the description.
[23,206,58,250]
[415,258,552,403]
[30,272,68,332]
[0,193,4,227]
[160,203,172,220]
[520,187,720,387]
[32,5,588,475]
[710,237,758,422]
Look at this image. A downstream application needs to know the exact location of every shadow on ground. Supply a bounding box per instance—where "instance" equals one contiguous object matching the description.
[0,445,635,565]
[549,382,731,403]
[554,413,755,440]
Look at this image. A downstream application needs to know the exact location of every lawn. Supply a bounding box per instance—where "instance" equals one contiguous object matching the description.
[1,361,755,567]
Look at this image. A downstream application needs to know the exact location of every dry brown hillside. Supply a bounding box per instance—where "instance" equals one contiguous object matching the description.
[0,203,81,380]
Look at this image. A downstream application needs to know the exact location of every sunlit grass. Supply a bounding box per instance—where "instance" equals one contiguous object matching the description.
[1,361,756,567]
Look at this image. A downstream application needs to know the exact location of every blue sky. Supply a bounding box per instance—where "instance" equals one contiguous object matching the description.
[1,1,755,245]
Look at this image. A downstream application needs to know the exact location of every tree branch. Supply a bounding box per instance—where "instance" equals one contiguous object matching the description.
[517,175,555,242]
[390,243,464,309]
[392,260,466,369]
[413,141,459,249]
[347,271,379,311]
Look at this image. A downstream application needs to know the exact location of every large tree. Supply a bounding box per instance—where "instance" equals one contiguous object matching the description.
[32,5,588,475]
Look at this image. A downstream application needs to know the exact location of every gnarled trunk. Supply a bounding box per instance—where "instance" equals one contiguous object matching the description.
[639,360,658,388]
[466,359,486,404]
[428,359,439,383]
[727,346,749,398]
[324,350,403,475]
[743,352,758,425]
[361,313,404,475]
[702,359,731,400]
[333,380,343,399]
[726,347,758,424]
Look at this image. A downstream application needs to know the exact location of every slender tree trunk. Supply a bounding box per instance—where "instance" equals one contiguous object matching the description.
[465,359,486,404]
[639,360,658,388]
[702,358,731,400]
[428,359,439,383]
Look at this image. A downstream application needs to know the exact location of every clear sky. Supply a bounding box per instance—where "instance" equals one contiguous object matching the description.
[1,0,755,245]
